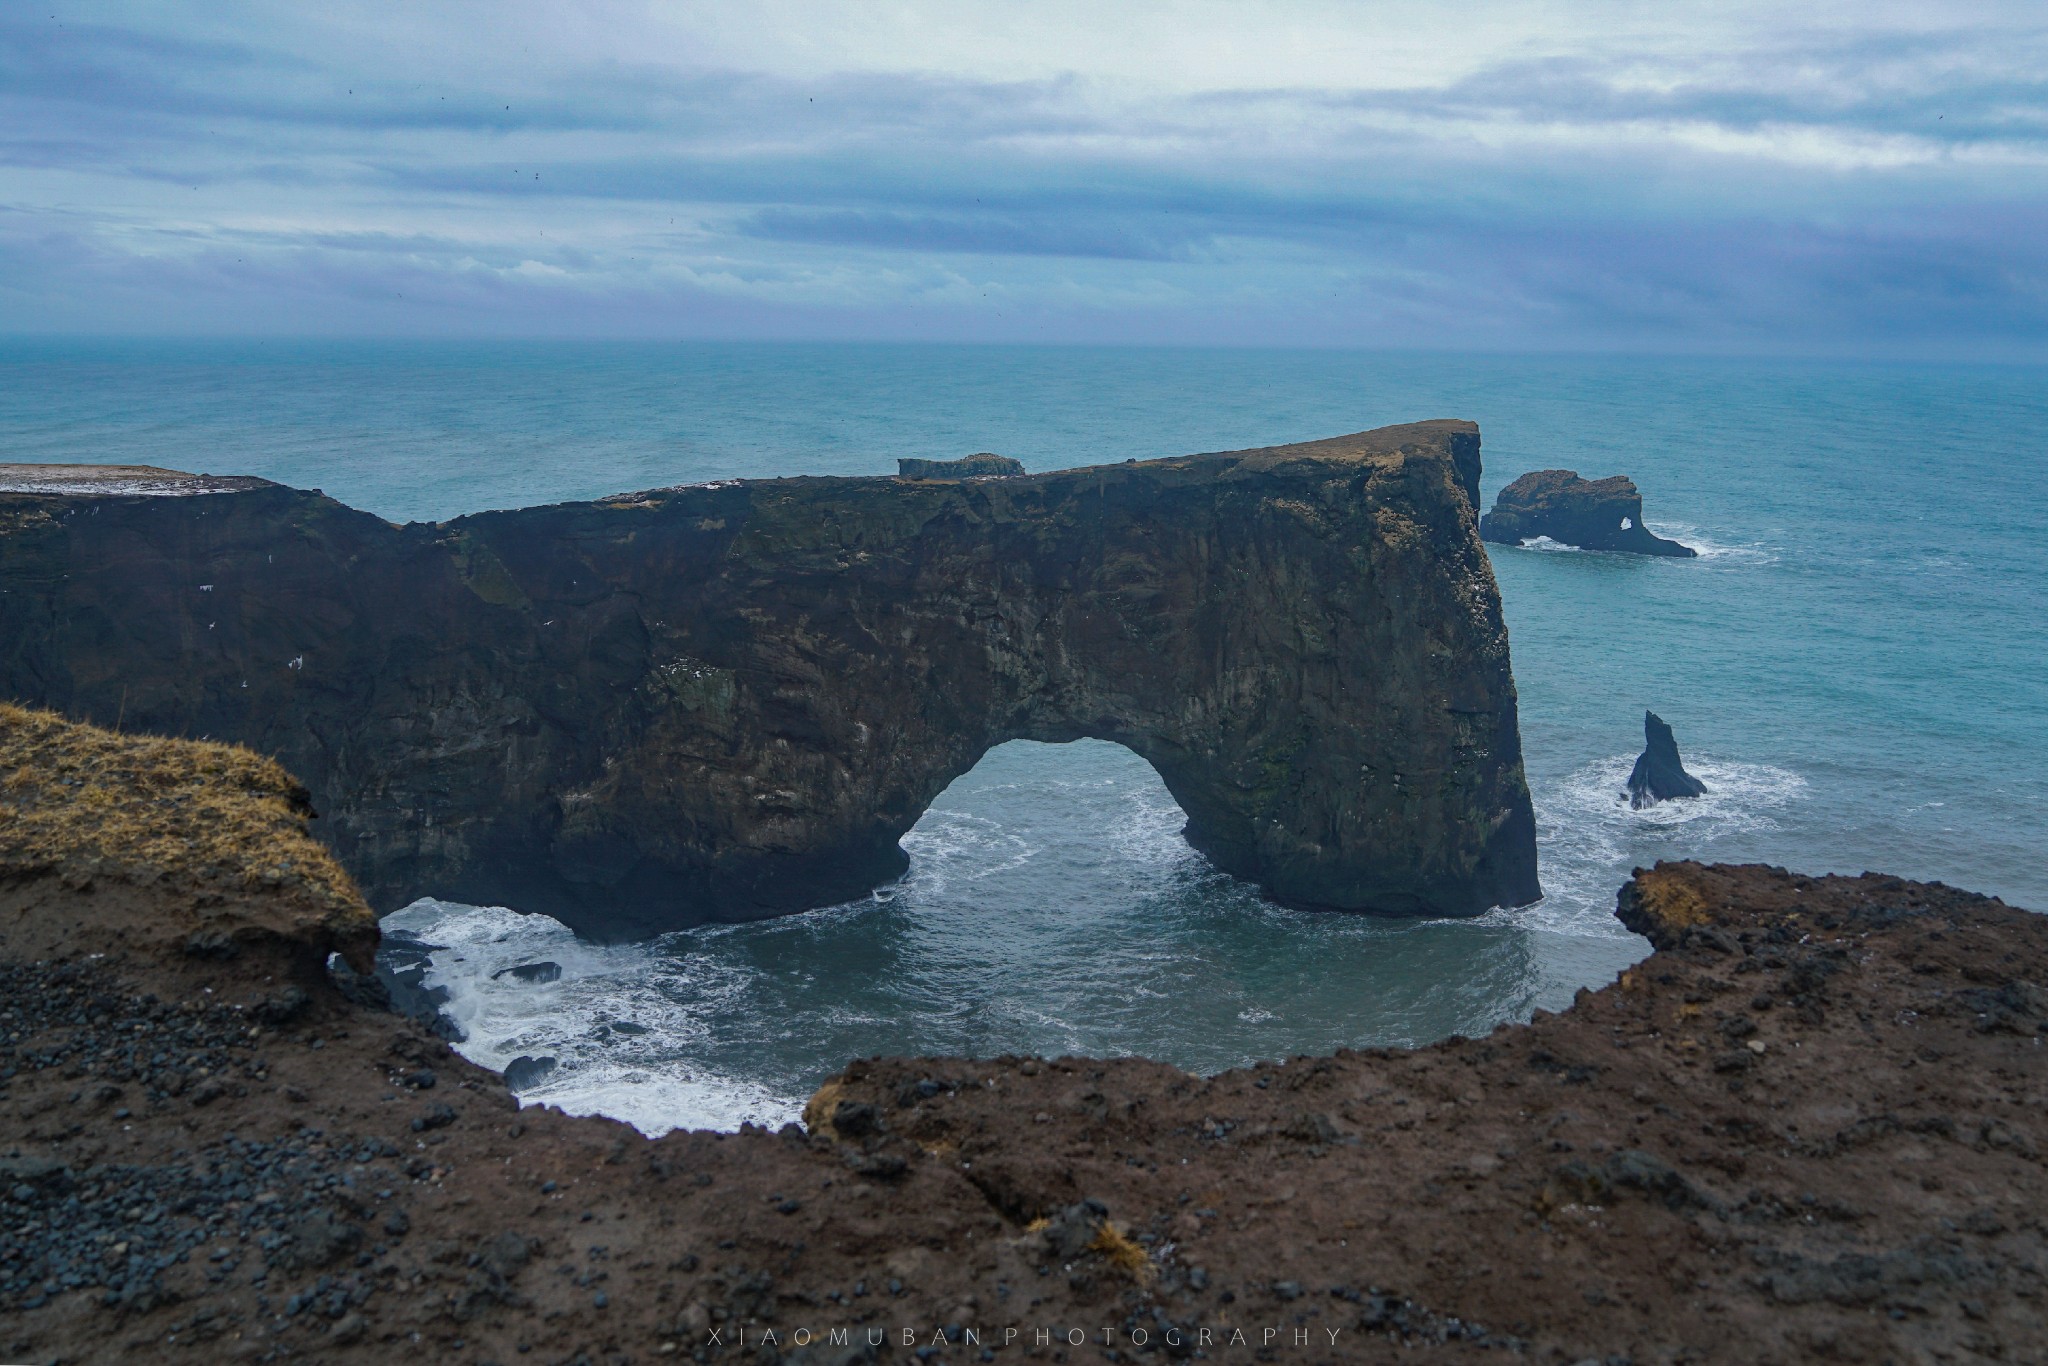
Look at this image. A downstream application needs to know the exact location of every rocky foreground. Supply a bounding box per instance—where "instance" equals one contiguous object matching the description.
[4,708,2046,1365]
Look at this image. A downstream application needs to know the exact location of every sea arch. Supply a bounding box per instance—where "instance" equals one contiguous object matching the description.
[0,421,1540,941]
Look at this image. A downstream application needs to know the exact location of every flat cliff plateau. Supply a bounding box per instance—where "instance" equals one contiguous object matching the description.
[0,421,1537,940]
[4,711,2045,1364]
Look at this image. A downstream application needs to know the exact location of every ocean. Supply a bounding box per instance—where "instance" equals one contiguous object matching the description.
[4,339,2043,1133]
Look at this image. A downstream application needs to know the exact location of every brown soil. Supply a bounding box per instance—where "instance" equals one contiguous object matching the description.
[4,716,2046,1364]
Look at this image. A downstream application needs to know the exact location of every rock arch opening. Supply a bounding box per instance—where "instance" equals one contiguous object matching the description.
[901,738,1200,910]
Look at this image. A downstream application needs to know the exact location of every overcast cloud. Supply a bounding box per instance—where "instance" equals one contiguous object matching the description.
[2,1,2045,353]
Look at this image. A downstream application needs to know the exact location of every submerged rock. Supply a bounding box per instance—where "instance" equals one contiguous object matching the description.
[502,1055,557,1091]
[897,452,1025,479]
[1481,469,1696,556]
[1627,711,1707,809]
[492,960,563,984]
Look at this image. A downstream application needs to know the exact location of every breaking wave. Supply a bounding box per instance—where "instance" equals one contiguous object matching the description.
[381,900,802,1136]
[1645,520,1780,565]
[1511,753,1808,939]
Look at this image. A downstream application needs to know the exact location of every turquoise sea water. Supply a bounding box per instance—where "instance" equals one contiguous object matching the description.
[4,340,2043,1132]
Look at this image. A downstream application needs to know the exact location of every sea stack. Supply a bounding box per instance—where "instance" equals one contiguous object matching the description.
[1481,469,1696,556]
[1627,711,1708,809]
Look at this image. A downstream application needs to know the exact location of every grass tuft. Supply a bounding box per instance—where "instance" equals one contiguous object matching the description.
[1088,1221,1153,1280]
[0,702,367,925]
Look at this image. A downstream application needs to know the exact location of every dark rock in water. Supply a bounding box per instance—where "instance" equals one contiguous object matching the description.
[1481,470,1696,557]
[502,1055,557,1091]
[1627,711,1707,809]
[0,419,1540,938]
[375,932,467,1039]
[492,960,562,984]
[608,1020,649,1035]
[896,452,1025,479]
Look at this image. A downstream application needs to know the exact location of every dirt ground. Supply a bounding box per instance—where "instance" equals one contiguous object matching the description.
[3,857,2042,1366]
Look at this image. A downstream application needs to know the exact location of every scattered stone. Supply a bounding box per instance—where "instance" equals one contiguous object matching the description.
[412,1103,458,1132]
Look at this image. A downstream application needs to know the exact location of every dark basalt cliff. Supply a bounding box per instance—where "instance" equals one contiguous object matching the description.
[1481,468,1696,557]
[0,420,1538,939]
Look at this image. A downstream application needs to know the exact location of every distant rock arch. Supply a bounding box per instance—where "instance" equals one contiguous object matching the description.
[1481,469,1695,557]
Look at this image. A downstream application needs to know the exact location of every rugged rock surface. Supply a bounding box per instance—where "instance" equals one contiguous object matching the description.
[4,712,2044,1363]
[1627,711,1709,810]
[0,420,1538,940]
[1480,469,1696,557]
[897,453,1025,479]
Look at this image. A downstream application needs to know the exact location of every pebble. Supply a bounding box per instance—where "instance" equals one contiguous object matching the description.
[0,958,422,1316]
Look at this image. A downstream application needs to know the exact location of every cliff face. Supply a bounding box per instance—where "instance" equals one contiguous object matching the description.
[0,420,1538,938]
[1480,468,1696,556]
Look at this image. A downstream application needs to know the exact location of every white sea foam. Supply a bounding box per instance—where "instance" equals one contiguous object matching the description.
[1645,521,1780,565]
[898,809,1034,896]
[1506,524,1777,566]
[1502,752,1808,939]
[381,899,801,1135]
[1106,788,1199,868]
[383,742,1806,1135]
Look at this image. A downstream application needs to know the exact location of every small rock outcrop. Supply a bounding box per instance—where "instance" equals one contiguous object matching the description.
[0,421,1539,939]
[1627,710,1708,809]
[896,452,1025,479]
[1480,469,1696,556]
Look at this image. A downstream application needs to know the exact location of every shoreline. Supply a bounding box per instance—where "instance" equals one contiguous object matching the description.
[5,711,2045,1362]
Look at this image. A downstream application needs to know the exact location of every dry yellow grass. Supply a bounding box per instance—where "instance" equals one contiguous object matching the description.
[1088,1221,1154,1281]
[0,702,367,925]
[1624,864,1714,940]
[801,1078,848,1137]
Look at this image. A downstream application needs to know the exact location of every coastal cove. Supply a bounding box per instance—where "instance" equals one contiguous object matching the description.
[3,342,2044,1134]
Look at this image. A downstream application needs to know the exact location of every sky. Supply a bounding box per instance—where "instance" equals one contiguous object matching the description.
[2,1,2046,354]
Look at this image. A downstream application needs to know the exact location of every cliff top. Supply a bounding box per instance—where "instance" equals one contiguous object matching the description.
[0,464,274,496]
[1495,468,1639,501]
[0,703,373,967]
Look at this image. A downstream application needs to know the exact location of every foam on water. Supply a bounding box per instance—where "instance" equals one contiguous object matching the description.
[1519,754,1808,939]
[1644,521,1781,565]
[384,738,1665,1131]
[1508,525,1777,566]
[382,899,801,1134]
